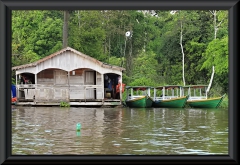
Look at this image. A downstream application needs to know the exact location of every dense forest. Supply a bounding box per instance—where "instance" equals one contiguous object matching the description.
[12,10,228,97]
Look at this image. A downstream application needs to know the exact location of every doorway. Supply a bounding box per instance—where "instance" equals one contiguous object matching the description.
[85,71,95,99]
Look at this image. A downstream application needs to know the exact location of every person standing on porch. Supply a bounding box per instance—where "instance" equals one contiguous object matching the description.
[20,75,26,84]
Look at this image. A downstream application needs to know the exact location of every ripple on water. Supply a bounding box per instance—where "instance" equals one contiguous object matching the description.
[133,142,148,145]
[176,148,212,155]
[145,133,172,137]
[196,126,211,129]
[180,130,199,133]
[44,130,52,133]
[133,149,146,152]
[214,131,228,134]
[125,139,141,142]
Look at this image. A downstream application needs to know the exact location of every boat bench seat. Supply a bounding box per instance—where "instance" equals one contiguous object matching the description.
[155,96,179,100]
[129,95,146,100]
[188,96,206,100]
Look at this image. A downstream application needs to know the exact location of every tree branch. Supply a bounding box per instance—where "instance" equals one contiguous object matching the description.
[216,19,224,28]
[209,10,214,15]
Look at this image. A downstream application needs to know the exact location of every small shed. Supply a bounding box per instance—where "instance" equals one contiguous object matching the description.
[12,47,125,106]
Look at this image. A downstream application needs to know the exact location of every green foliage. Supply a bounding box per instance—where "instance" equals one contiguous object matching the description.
[129,77,155,87]
[108,56,122,66]
[60,101,70,107]
[69,10,106,61]
[200,36,228,94]
[130,51,160,86]
[201,37,228,75]
[12,10,63,60]
[12,50,40,66]
[185,41,208,84]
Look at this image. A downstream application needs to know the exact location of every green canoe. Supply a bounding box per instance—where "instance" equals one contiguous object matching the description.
[152,85,188,108]
[125,86,153,108]
[125,95,153,108]
[182,85,226,108]
[186,95,225,108]
[153,95,188,108]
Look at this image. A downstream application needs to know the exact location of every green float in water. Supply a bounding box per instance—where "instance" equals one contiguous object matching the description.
[76,123,81,131]
[76,131,81,136]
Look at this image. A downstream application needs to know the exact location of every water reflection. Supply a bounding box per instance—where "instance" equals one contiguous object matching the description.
[12,107,228,155]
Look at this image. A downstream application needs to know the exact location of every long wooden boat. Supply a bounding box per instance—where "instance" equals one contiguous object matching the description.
[125,86,153,108]
[182,85,226,108]
[152,85,188,108]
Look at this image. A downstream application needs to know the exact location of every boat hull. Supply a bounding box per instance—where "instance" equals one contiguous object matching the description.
[186,95,225,108]
[126,96,153,108]
[153,96,188,108]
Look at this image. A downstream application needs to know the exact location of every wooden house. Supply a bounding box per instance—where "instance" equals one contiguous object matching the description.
[12,47,125,106]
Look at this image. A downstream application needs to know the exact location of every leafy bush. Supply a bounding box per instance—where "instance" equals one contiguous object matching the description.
[60,101,70,107]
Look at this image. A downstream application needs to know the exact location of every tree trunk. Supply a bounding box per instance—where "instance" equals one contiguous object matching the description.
[108,37,111,63]
[63,10,70,48]
[213,10,217,40]
[209,10,225,40]
[126,38,133,78]
[180,20,186,86]
[122,36,127,67]
[77,10,80,29]
[206,66,215,97]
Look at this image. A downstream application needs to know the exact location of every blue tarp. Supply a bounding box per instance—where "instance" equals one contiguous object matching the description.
[11,84,16,98]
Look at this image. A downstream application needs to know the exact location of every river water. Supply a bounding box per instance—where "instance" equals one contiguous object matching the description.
[12,106,228,155]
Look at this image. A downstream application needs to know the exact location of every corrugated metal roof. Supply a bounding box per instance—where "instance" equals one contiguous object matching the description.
[12,47,125,71]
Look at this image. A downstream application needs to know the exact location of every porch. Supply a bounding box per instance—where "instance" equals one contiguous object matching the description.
[15,84,122,107]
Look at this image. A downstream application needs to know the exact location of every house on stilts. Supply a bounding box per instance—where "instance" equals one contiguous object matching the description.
[12,47,126,107]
